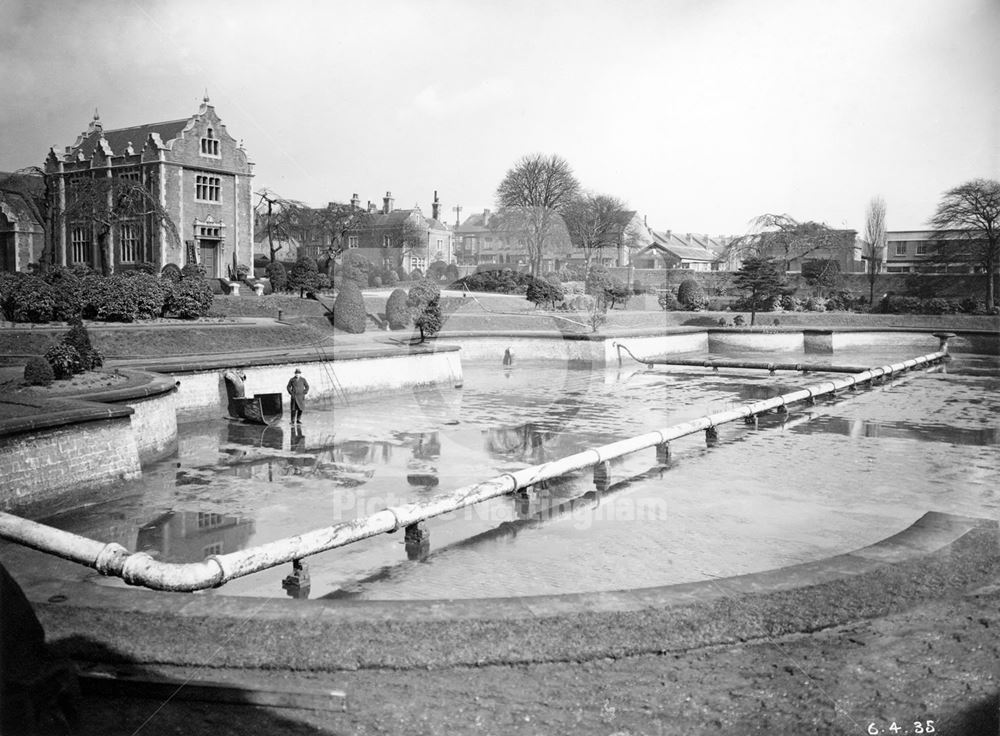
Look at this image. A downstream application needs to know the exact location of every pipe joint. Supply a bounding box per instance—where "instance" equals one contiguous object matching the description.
[94,542,130,576]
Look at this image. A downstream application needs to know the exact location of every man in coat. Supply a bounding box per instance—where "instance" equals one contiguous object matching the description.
[287,368,309,423]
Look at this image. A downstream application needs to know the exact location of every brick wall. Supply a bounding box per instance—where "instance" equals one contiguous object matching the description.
[0,417,141,512]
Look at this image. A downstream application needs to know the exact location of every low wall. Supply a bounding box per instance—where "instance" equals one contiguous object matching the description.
[165,347,463,417]
[435,331,708,367]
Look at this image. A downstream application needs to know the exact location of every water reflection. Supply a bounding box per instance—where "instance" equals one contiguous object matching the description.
[136,511,255,562]
[797,417,1000,446]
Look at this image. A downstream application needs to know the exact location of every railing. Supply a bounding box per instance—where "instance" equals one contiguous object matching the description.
[0,351,948,593]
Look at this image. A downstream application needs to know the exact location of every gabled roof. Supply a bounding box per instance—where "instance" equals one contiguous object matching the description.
[647,231,718,262]
[69,119,191,159]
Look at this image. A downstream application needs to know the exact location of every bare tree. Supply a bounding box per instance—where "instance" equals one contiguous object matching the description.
[495,153,580,276]
[254,189,308,262]
[726,214,855,272]
[60,175,180,274]
[928,178,1000,307]
[862,196,887,307]
[562,192,631,274]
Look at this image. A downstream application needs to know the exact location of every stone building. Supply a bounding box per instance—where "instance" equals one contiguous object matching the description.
[44,97,254,277]
[342,191,453,272]
[454,208,574,271]
[0,171,45,272]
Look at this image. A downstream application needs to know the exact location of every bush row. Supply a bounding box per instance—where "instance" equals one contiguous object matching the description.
[0,265,214,323]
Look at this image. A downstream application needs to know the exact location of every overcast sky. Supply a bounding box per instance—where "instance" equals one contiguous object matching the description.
[1,0,997,234]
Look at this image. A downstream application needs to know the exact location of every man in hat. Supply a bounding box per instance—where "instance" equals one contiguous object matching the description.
[286,369,310,423]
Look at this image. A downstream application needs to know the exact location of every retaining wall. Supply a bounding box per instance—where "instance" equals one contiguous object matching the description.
[0,414,141,513]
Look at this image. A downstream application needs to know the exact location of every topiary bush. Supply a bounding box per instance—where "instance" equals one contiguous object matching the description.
[408,279,442,341]
[23,356,55,386]
[386,288,410,330]
[383,269,399,287]
[444,264,460,282]
[676,278,708,310]
[409,267,424,281]
[265,261,287,292]
[289,255,320,297]
[63,319,103,371]
[164,277,214,319]
[333,278,366,333]
[44,342,81,379]
[427,260,448,282]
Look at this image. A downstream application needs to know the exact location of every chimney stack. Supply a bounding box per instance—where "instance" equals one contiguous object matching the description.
[483,208,491,223]
[382,191,394,215]
[350,193,360,209]
[368,201,376,214]
[431,190,440,221]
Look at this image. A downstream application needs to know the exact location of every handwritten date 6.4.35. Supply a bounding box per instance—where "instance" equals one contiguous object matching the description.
[867,721,935,735]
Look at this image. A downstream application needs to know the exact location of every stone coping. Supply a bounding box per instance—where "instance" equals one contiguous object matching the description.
[119,342,460,374]
[0,369,176,437]
[28,511,1000,671]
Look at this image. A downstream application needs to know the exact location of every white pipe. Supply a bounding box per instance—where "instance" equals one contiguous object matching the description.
[0,351,946,592]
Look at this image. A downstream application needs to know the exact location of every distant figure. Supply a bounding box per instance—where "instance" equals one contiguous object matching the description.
[287,369,310,423]
[502,348,513,367]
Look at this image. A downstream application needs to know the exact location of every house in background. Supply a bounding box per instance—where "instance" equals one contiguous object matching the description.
[0,171,45,272]
[44,97,254,278]
[341,191,453,273]
[632,231,733,271]
[883,230,982,273]
[454,208,574,272]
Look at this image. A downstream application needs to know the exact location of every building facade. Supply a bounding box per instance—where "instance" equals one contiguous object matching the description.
[454,208,574,272]
[0,172,45,273]
[883,230,981,273]
[633,231,732,271]
[44,97,254,278]
[341,191,453,272]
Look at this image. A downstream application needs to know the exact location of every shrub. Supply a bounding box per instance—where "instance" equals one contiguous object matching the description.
[265,261,287,292]
[371,275,382,288]
[386,288,410,329]
[604,280,630,309]
[339,252,372,285]
[733,314,745,326]
[164,277,214,319]
[676,279,708,311]
[70,263,95,278]
[585,266,613,298]
[396,265,408,283]
[383,269,399,287]
[0,274,56,323]
[426,260,448,281]
[181,262,206,280]
[409,267,424,281]
[64,319,103,370]
[316,273,331,291]
[804,296,827,312]
[160,263,183,282]
[84,273,167,322]
[408,279,442,341]
[24,356,55,386]
[289,255,320,296]
[453,269,533,295]
[44,342,81,379]
[658,290,680,311]
[526,278,564,309]
[779,294,802,311]
[333,278,366,333]
[444,264,460,282]
[236,263,251,282]
[134,261,158,275]
[632,279,645,295]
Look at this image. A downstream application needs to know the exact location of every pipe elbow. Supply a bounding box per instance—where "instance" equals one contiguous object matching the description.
[119,553,225,591]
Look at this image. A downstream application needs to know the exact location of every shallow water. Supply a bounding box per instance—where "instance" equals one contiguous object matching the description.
[3,348,998,601]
